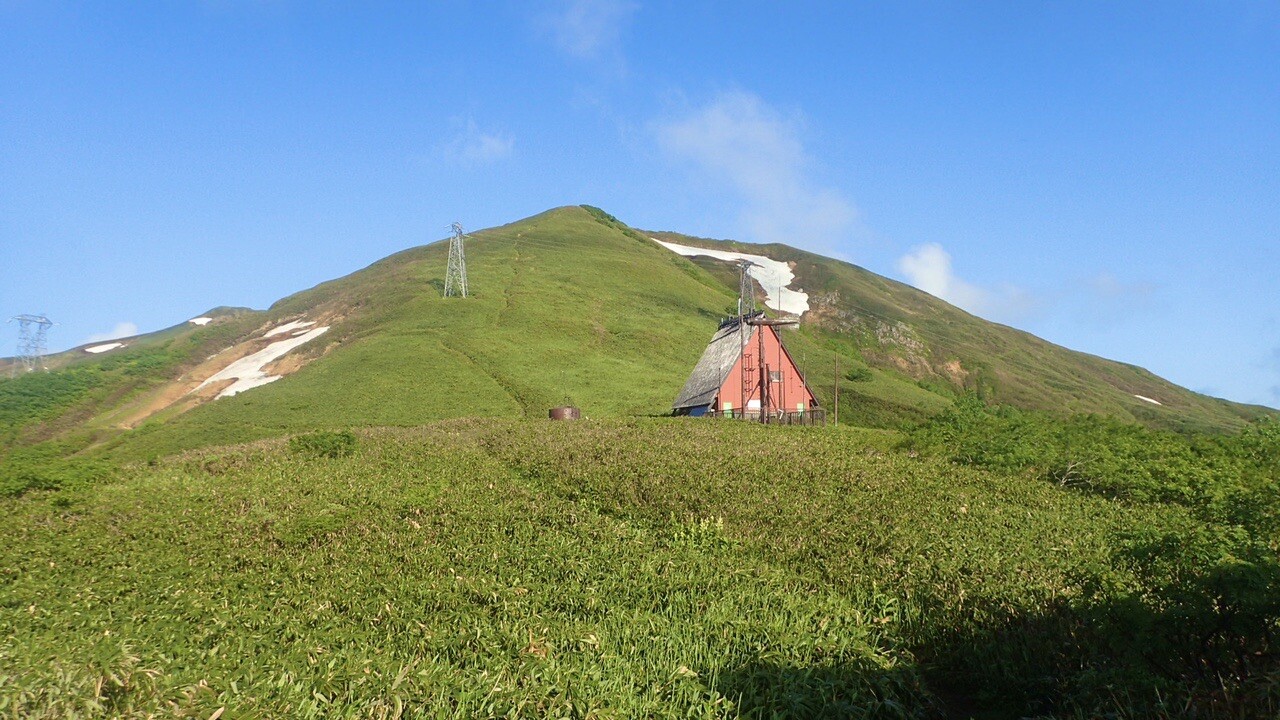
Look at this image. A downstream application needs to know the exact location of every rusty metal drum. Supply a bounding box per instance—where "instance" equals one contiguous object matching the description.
[548,406,581,420]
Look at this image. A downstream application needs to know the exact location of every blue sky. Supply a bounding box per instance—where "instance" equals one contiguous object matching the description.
[2,1,1277,407]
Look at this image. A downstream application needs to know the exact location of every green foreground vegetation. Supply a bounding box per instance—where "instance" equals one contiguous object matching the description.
[3,411,1277,718]
[2,205,1277,716]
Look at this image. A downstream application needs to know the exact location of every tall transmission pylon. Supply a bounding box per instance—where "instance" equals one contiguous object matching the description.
[8,314,54,375]
[444,222,469,298]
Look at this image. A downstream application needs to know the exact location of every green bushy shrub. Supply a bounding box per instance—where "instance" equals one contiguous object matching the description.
[288,430,357,458]
[845,366,873,382]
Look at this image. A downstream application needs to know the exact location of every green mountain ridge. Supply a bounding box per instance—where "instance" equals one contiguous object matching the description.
[1,205,1271,460]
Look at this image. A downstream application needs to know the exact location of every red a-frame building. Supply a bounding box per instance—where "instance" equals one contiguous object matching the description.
[672,312,819,419]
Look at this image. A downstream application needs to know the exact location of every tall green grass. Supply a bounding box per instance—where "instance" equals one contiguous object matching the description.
[4,418,1275,717]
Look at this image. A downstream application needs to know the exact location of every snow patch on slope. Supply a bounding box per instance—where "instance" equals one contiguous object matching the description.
[265,320,316,337]
[85,343,124,354]
[197,326,329,398]
[652,239,810,316]
[189,317,213,326]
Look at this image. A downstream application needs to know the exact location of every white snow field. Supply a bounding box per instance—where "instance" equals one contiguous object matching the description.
[188,317,213,326]
[1134,394,1163,406]
[264,320,316,337]
[84,343,124,354]
[196,326,329,398]
[652,239,810,316]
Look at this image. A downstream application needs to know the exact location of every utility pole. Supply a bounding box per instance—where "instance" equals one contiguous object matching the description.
[444,222,469,298]
[8,314,54,376]
[758,321,768,425]
[739,318,746,421]
[834,355,840,426]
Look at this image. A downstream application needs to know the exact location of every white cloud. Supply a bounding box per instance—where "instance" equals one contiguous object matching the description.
[1086,271,1154,301]
[540,0,637,60]
[84,321,138,344]
[655,90,857,251]
[898,243,985,310]
[897,243,1036,322]
[441,120,514,167]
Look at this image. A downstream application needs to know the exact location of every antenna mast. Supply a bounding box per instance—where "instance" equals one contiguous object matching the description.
[736,260,757,316]
[444,222,469,298]
[8,314,54,375]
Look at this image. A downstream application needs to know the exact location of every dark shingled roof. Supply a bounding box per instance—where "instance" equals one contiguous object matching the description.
[672,316,755,410]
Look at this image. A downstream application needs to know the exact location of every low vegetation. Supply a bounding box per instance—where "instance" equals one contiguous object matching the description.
[2,206,1277,716]
[906,400,1280,715]
[289,430,358,459]
[2,412,1276,717]
[0,368,102,441]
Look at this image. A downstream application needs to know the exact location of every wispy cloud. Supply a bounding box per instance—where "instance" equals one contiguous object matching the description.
[1058,270,1158,328]
[441,120,514,167]
[655,90,857,252]
[1085,271,1155,301]
[897,243,1036,322]
[538,0,637,62]
[84,321,138,344]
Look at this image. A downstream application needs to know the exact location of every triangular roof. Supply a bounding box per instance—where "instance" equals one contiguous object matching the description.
[672,316,756,410]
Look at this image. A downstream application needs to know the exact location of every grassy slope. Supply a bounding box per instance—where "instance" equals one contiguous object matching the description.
[2,205,1271,461]
[105,207,738,458]
[0,419,1224,718]
[0,308,263,453]
[648,231,1273,433]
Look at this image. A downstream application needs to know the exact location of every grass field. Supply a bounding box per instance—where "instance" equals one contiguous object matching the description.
[2,206,1277,717]
[4,417,1275,718]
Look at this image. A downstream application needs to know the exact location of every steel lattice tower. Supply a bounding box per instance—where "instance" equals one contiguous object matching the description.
[8,314,54,375]
[444,222,469,298]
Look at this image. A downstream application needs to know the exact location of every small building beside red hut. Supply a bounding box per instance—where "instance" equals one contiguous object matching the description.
[672,312,819,420]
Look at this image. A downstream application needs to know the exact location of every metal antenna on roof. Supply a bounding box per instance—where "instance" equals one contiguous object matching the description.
[444,222,469,298]
[7,314,55,376]
[736,260,758,318]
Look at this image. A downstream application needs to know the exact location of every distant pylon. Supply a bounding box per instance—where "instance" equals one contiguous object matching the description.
[444,222,469,298]
[8,314,54,375]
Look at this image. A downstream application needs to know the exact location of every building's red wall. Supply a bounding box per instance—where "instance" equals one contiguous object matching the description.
[713,325,816,415]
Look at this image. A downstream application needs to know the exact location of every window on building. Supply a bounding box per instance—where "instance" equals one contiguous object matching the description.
[769,370,783,382]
